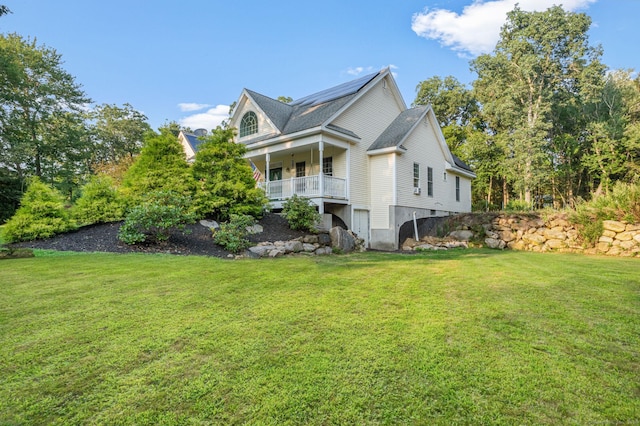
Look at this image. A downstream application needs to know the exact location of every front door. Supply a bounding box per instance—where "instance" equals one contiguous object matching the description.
[269,167,282,182]
[268,168,283,199]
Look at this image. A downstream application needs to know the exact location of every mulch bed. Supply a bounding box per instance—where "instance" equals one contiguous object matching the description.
[10,213,308,258]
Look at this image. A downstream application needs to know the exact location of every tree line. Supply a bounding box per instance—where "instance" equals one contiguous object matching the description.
[413,5,639,210]
[1,5,638,224]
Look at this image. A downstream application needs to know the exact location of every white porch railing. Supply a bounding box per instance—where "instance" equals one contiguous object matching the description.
[260,174,346,200]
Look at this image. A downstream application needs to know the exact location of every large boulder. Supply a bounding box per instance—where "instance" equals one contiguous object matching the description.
[329,226,356,253]
[449,229,474,241]
[603,220,626,233]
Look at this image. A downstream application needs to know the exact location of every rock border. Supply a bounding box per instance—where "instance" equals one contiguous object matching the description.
[403,213,640,257]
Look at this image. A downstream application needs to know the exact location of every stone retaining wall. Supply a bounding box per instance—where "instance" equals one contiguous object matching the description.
[403,213,640,257]
[483,215,640,257]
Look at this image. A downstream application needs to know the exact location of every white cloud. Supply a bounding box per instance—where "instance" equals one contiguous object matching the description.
[179,104,229,131]
[411,0,596,57]
[177,102,211,112]
[345,64,399,78]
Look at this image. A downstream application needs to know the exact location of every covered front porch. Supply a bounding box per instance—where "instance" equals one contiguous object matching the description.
[246,137,351,212]
[260,174,347,200]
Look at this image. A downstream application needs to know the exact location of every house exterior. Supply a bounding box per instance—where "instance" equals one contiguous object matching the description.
[178,129,207,162]
[227,68,475,250]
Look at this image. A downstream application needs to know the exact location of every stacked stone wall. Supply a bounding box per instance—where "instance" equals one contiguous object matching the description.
[403,213,640,257]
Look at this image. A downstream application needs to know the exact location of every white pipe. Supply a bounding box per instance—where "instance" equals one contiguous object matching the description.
[413,211,419,241]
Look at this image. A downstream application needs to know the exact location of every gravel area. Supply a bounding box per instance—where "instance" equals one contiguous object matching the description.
[11,213,308,258]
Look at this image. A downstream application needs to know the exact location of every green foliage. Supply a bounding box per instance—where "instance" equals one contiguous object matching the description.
[1,177,77,243]
[471,6,605,205]
[504,199,532,212]
[117,191,195,245]
[282,194,320,232]
[120,129,195,205]
[0,33,92,196]
[191,127,268,221]
[212,214,255,253]
[571,181,640,244]
[89,103,151,165]
[0,168,22,223]
[72,175,126,226]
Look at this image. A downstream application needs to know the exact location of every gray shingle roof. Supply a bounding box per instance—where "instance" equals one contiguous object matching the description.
[245,89,292,132]
[452,153,473,172]
[241,71,380,142]
[368,106,428,151]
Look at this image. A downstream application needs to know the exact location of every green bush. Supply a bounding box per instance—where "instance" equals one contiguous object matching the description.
[505,199,532,212]
[118,191,195,245]
[571,181,640,245]
[72,175,126,226]
[1,177,77,243]
[191,128,268,221]
[282,195,320,232]
[0,168,22,224]
[213,214,255,253]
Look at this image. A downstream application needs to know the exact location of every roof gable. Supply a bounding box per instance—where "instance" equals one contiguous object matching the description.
[244,89,292,132]
[234,70,391,142]
[368,106,428,152]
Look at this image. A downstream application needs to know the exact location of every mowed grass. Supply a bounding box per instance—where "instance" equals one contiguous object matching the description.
[1,250,639,424]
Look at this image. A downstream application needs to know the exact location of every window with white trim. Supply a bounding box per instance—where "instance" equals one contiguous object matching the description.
[427,167,433,197]
[322,157,333,176]
[239,111,258,137]
[455,176,460,202]
[413,163,420,188]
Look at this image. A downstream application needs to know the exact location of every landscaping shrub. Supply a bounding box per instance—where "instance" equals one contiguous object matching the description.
[191,128,268,221]
[72,175,126,226]
[120,129,195,205]
[118,191,195,245]
[1,177,77,243]
[282,195,320,232]
[213,214,255,253]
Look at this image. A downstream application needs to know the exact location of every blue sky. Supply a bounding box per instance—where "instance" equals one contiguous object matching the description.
[2,0,638,131]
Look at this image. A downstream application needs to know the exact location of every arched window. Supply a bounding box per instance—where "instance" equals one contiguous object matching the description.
[239,111,258,137]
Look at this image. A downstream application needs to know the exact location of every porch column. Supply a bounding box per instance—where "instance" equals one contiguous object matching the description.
[318,141,324,198]
[265,153,270,183]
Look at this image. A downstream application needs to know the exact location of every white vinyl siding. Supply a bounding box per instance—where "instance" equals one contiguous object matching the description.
[369,154,395,228]
[395,114,472,212]
[233,96,277,142]
[332,76,404,208]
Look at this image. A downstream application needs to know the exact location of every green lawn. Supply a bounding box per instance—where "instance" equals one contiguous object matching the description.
[1,249,639,424]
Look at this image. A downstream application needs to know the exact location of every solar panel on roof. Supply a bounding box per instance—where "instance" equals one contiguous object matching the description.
[290,71,379,107]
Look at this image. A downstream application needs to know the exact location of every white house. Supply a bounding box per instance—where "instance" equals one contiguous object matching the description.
[178,128,208,162]
[227,68,475,250]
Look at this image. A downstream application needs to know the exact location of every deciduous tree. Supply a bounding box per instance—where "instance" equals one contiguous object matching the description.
[472,6,604,205]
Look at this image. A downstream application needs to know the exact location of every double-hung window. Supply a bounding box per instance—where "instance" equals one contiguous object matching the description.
[322,157,333,176]
[413,163,420,189]
[427,167,433,197]
[455,176,460,202]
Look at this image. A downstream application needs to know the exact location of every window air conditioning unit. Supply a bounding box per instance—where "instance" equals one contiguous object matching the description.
[414,187,421,195]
